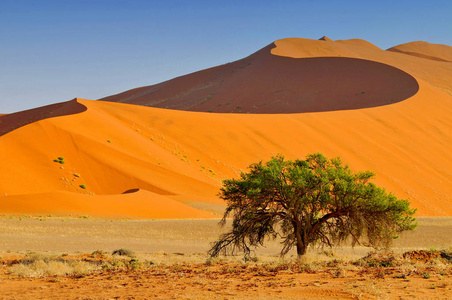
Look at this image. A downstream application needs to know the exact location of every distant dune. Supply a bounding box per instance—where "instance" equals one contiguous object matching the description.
[388,41,452,62]
[100,41,418,114]
[0,37,451,218]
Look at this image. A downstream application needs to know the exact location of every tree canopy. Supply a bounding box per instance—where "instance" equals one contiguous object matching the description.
[209,153,417,257]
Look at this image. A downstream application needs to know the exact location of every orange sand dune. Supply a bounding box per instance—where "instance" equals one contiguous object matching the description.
[0,190,215,219]
[0,37,451,218]
[388,41,452,62]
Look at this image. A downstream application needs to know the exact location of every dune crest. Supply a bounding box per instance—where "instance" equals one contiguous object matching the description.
[0,98,87,136]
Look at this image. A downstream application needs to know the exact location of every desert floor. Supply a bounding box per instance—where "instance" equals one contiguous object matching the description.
[0,217,451,299]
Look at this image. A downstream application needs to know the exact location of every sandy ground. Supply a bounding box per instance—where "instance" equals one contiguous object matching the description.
[0,217,451,299]
[1,261,451,300]
[0,217,451,255]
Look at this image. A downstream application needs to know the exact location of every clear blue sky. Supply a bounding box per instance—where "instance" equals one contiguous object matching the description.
[1,0,451,113]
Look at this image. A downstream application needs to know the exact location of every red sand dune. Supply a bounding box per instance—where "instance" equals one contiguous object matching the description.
[0,37,451,218]
[100,42,419,114]
[388,41,452,62]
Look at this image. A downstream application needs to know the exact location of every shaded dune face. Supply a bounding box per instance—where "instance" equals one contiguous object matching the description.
[101,44,419,114]
[0,99,86,136]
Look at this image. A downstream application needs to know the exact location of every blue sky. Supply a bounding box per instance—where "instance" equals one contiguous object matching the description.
[1,0,451,113]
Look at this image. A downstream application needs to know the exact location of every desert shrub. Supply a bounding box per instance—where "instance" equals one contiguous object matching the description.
[53,157,65,164]
[112,248,135,258]
[92,250,107,259]
[102,259,127,271]
[9,259,98,278]
[79,184,86,189]
[355,252,402,268]
[128,259,143,270]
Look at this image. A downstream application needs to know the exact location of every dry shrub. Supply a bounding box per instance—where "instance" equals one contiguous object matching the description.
[92,250,108,259]
[69,260,99,277]
[9,260,99,278]
[354,251,402,268]
[331,267,347,278]
[112,248,135,258]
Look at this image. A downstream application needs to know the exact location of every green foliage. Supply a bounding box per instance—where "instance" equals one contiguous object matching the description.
[209,153,417,257]
[53,156,65,164]
[79,184,86,189]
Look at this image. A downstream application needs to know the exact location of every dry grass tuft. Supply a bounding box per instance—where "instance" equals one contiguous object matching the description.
[9,259,99,278]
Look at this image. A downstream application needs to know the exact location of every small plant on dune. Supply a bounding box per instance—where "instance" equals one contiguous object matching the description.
[53,157,65,164]
[79,184,86,189]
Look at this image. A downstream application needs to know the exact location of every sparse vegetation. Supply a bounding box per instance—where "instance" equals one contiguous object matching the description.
[209,153,417,258]
[9,257,99,278]
[112,248,135,258]
[79,184,86,189]
[53,156,65,164]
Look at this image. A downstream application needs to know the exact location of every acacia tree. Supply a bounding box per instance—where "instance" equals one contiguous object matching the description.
[209,153,417,257]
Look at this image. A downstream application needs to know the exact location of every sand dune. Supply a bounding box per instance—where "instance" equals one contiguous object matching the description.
[0,99,86,136]
[388,41,452,62]
[100,42,418,113]
[0,37,451,218]
[0,190,215,219]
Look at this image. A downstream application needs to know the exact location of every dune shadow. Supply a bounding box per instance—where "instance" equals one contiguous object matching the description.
[122,188,140,194]
[100,43,420,114]
[0,98,87,137]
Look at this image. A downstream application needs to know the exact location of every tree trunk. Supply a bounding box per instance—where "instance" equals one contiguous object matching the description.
[294,223,307,257]
[296,237,307,257]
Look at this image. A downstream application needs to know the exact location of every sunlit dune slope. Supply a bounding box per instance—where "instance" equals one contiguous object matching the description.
[0,37,451,218]
[388,41,452,62]
[0,190,215,219]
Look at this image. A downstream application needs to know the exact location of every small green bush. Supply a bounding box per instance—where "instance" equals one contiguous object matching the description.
[54,157,65,164]
[79,184,86,189]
